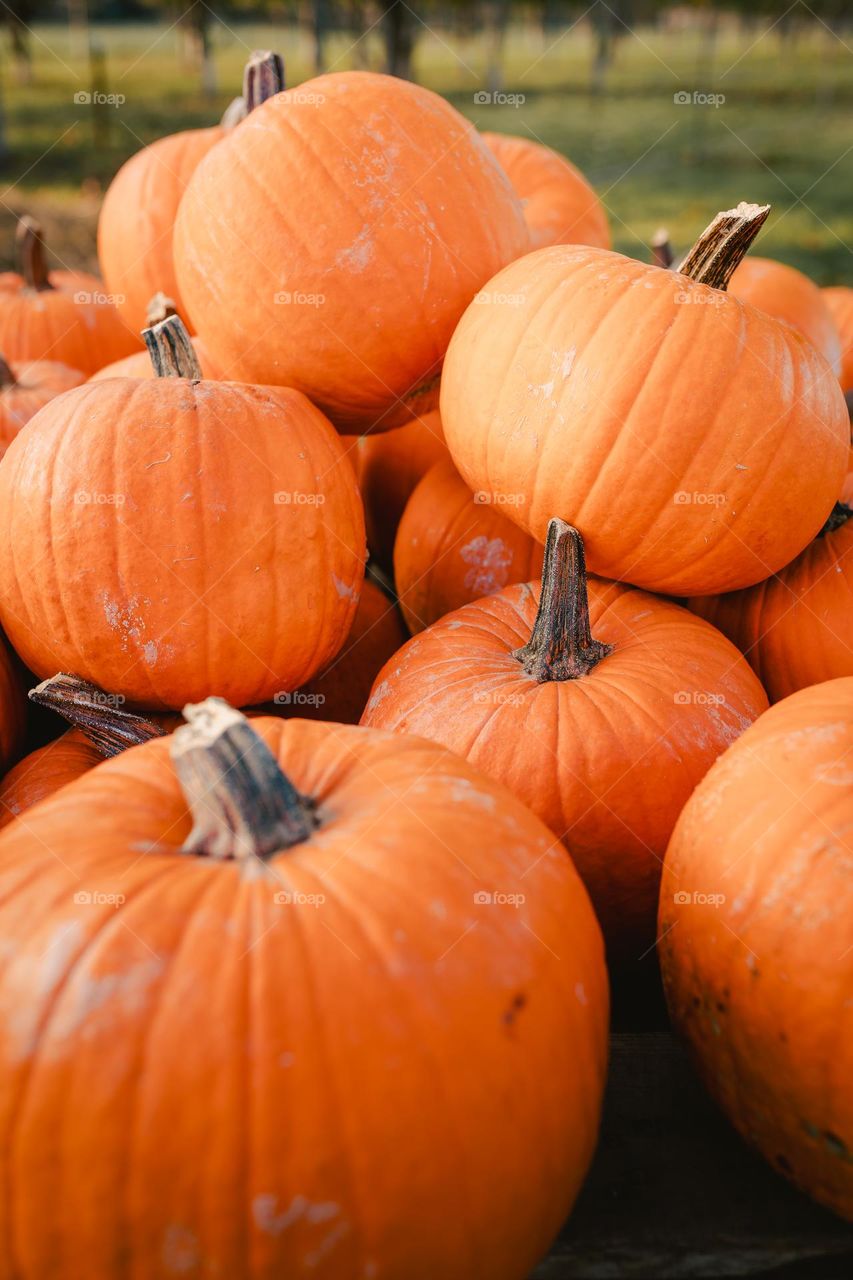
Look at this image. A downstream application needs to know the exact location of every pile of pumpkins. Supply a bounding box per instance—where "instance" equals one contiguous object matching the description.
[0,51,849,1277]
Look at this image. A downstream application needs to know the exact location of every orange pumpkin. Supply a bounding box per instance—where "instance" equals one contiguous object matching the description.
[345,409,449,567]
[395,458,543,634]
[441,202,848,595]
[0,318,365,709]
[659,678,853,1219]
[689,502,852,703]
[729,256,842,377]
[0,352,85,459]
[174,71,529,431]
[482,132,610,251]
[98,53,285,335]
[0,218,142,375]
[0,699,608,1277]
[364,519,768,957]
[822,285,853,392]
[89,334,220,381]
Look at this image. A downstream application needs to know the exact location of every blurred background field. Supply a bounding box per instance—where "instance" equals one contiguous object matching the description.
[0,2,851,281]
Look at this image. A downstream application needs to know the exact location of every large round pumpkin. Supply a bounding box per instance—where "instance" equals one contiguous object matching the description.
[395,458,543,634]
[689,502,852,703]
[440,202,848,595]
[174,71,529,431]
[364,519,768,956]
[659,678,853,1219]
[822,285,853,393]
[0,699,608,1277]
[0,353,85,459]
[0,218,142,375]
[0,318,365,709]
[729,256,842,377]
[344,410,449,568]
[481,132,610,251]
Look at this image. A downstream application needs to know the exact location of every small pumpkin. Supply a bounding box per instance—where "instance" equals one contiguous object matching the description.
[0,218,142,376]
[0,698,608,1277]
[174,71,529,431]
[822,285,853,394]
[0,317,365,710]
[344,410,449,567]
[440,202,848,595]
[98,52,284,335]
[659,678,853,1220]
[395,458,543,634]
[729,256,842,377]
[689,502,852,703]
[0,352,85,459]
[481,132,610,251]
[364,519,768,957]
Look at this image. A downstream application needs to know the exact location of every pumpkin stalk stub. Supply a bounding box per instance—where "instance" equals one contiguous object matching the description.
[145,292,179,327]
[29,673,166,758]
[16,217,53,292]
[143,315,203,379]
[820,501,852,536]
[513,519,612,682]
[651,229,674,270]
[171,698,317,860]
[243,50,285,113]
[678,201,771,291]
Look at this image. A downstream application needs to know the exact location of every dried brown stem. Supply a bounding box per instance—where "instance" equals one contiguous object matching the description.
[29,673,166,758]
[678,202,771,291]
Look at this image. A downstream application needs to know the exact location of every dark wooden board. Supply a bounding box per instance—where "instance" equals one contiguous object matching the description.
[534,1033,853,1279]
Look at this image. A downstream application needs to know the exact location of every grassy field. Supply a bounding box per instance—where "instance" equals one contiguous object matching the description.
[2,17,852,281]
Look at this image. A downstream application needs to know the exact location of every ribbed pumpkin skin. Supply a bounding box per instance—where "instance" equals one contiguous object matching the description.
[481,132,610,251]
[98,127,222,334]
[689,515,852,703]
[345,410,449,567]
[0,718,608,1279]
[174,72,529,431]
[823,286,853,390]
[395,459,543,634]
[0,381,366,709]
[363,580,767,954]
[659,679,853,1219]
[0,359,85,458]
[89,335,221,381]
[729,257,842,377]
[0,270,142,375]
[0,730,101,829]
[440,245,848,595]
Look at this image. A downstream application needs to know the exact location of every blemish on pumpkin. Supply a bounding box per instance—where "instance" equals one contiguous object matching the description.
[461,536,512,597]
[575,982,588,1005]
[333,575,357,601]
[823,1131,850,1161]
[503,992,527,1026]
[252,1193,340,1237]
[162,1224,199,1274]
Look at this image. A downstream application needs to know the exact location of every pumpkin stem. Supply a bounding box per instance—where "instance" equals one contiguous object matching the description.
[145,292,179,327]
[513,519,612,683]
[16,216,53,292]
[0,353,15,386]
[143,315,203,379]
[819,502,852,537]
[28,673,166,758]
[651,228,674,270]
[220,96,248,130]
[243,50,285,113]
[171,698,317,860]
[678,201,770,291]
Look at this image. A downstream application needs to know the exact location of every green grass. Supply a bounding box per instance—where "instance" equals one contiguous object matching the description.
[2,18,852,281]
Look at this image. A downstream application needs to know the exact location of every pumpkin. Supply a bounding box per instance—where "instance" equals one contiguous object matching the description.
[729,256,842,377]
[0,218,142,376]
[364,519,768,957]
[440,202,848,595]
[0,352,85,459]
[345,410,449,567]
[0,698,608,1277]
[822,285,853,393]
[174,71,529,431]
[481,132,610,251]
[270,577,406,724]
[98,51,284,335]
[0,317,365,710]
[659,677,853,1220]
[0,673,167,829]
[689,502,852,703]
[395,458,543,634]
